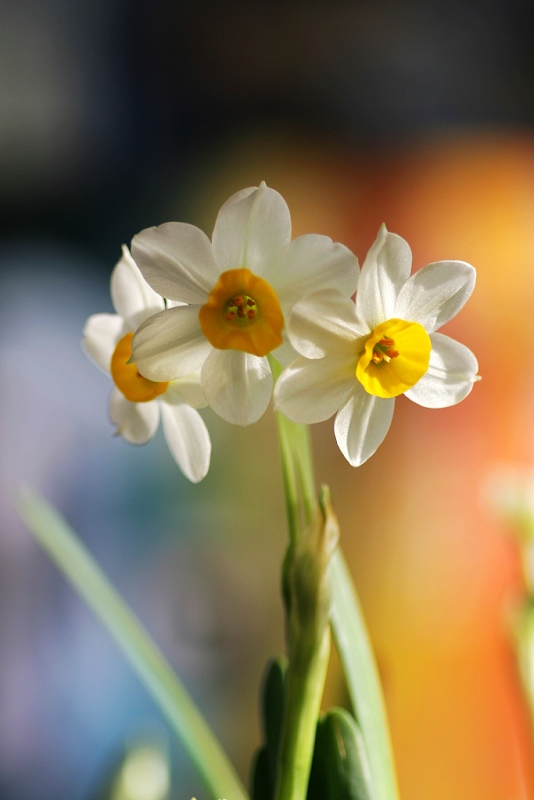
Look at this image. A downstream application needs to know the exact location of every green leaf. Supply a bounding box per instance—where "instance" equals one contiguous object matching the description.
[330,550,399,800]
[308,708,374,800]
[16,489,248,800]
[262,658,287,788]
[250,746,272,800]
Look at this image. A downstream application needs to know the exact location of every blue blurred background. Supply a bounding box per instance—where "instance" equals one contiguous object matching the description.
[3,2,534,799]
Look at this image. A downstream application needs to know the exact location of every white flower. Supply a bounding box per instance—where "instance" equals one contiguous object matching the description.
[82,246,211,483]
[275,225,479,467]
[129,183,359,426]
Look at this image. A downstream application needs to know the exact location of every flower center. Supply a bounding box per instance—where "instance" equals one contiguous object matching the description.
[199,268,284,357]
[226,293,257,322]
[110,333,169,402]
[370,336,400,365]
[356,318,431,398]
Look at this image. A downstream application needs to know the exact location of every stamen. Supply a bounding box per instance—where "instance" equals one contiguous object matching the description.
[226,293,258,322]
[199,267,284,357]
[356,317,432,399]
[372,336,400,365]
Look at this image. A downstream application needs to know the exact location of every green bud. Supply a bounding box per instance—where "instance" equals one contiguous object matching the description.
[308,708,374,800]
[251,746,272,800]
[262,657,287,787]
[250,657,287,800]
[283,485,340,664]
[274,486,340,800]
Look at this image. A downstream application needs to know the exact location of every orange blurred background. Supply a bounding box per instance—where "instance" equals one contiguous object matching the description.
[3,3,534,799]
[185,130,534,800]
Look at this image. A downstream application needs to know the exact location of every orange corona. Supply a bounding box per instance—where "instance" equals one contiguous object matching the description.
[199,268,284,357]
[110,333,169,402]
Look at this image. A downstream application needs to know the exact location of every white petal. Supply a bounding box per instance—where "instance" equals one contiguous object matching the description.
[275,355,356,424]
[356,225,412,329]
[394,260,476,333]
[404,332,479,408]
[265,234,359,309]
[82,313,125,373]
[160,402,211,482]
[334,386,395,467]
[287,289,368,359]
[165,374,207,409]
[109,388,160,444]
[272,338,298,367]
[132,306,211,381]
[131,222,218,304]
[212,183,291,275]
[111,244,164,329]
[201,349,273,426]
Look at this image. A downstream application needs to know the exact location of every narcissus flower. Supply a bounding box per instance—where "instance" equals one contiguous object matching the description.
[82,246,211,483]
[275,225,479,467]
[130,183,359,426]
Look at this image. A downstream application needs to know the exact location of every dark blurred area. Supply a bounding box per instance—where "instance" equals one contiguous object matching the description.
[3,0,534,264]
[3,2,534,800]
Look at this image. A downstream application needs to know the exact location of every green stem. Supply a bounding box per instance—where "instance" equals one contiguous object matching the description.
[270,356,399,800]
[272,357,316,539]
[16,489,249,800]
[275,629,330,800]
[275,408,316,540]
[275,407,302,543]
[271,353,329,800]
[274,410,329,800]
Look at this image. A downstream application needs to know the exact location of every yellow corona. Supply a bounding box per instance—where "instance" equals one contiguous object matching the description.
[356,318,431,398]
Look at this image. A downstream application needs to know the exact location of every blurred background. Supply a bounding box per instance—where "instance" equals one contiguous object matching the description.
[2,1,534,798]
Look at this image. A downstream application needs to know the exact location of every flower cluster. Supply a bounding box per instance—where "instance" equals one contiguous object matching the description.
[130,183,358,426]
[83,183,479,480]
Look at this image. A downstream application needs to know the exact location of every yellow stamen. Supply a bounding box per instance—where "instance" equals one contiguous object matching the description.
[356,318,431,398]
[371,336,400,364]
[199,268,284,357]
[110,333,169,402]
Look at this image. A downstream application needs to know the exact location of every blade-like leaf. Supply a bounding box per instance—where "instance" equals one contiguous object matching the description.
[330,550,399,800]
[16,489,248,800]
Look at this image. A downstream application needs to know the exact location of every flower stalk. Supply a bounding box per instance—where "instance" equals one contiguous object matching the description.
[271,354,335,800]
[272,354,399,800]
[274,486,339,800]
